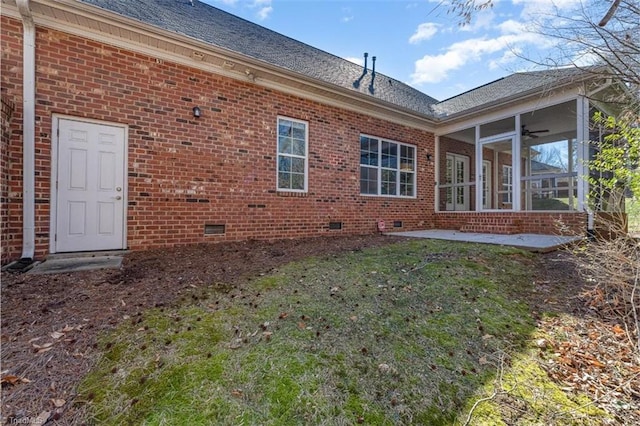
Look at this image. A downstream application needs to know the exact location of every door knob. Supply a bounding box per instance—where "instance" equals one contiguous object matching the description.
[115,196,122,200]
[116,187,122,192]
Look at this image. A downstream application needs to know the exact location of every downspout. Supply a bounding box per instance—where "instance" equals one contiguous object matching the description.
[17,0,35,261]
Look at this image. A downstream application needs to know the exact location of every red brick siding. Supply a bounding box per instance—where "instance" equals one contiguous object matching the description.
[1,95,16,264]
[1,17,435,259]
[434,212,587,235]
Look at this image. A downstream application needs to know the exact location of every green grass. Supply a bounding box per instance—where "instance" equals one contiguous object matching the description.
[79,240,608,425]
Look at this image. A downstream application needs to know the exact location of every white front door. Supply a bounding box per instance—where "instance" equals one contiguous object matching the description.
[54,118,126,252]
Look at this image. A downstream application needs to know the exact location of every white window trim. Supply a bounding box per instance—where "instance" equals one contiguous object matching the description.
[359,134,417,198]
[276,116,309,193]
[482,160,492,210]
[502,164,513,204]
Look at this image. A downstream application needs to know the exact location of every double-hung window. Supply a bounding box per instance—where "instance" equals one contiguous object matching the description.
[277,117,308,192]
[360,135,416,197]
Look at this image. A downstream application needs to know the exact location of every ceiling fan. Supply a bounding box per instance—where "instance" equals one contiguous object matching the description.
[521,125,549,138]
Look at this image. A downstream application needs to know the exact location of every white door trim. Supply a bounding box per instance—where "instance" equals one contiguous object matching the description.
[50,115,128,254]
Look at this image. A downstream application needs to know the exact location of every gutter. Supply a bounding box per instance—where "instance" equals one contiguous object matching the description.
[16,0,36,261]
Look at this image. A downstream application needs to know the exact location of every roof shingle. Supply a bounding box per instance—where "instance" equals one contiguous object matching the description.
[79,0,439,116]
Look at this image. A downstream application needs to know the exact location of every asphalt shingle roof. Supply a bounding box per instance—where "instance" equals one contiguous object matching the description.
[78,1,598,121]
[79,0,439,117]
[432,68,593,117]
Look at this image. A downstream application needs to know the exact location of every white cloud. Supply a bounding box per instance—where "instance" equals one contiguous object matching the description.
[489,48,521,70]
[409,23,440,44]
[256,6,272,20]
[410,30,540,84]
[513,0,583,20]
[459,8,496,32]
[344,56,364,66]
[341,7,353,23]
[251,0,272,20]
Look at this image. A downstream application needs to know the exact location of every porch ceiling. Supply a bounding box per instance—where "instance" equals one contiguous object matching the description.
[443,100,578,144]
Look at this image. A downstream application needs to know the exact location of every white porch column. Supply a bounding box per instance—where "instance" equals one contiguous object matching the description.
[576,96,590,212]
[513,115,521,211]
[475,125,482,211]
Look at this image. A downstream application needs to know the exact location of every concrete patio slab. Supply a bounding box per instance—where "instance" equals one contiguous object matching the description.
[388,230,583,252]
[27,254,124,274]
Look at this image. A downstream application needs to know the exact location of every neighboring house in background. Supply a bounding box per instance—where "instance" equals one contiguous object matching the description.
[0,0,629,264]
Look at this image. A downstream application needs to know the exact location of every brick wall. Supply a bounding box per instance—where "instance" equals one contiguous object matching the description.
[433,211,587,235]
[1,17,435,259]
[1,95,16,264]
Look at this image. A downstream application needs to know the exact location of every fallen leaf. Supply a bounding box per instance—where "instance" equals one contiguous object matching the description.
[278,312,288,319]
[61,325,75,332]
[1,374,20,386]
[50,331,65,339]
[231,389,243,398]
[51,398,66,408]
[298,321,306,329]
[33,411,51,426]
[349,315,358,321]
[612,324,625,336]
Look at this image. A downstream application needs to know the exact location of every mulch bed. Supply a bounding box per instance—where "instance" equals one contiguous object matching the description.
[1,235,638,425]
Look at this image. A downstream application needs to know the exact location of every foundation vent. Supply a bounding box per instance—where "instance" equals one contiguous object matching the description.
[329,221,343,230]
[204,224,225,235]
[393,221,403,228]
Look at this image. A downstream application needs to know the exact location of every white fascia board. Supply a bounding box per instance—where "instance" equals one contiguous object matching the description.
[5,0,437,132]
[436,87,584,136]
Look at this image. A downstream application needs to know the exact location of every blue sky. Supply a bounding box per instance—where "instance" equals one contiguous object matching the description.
[199,0,584,101]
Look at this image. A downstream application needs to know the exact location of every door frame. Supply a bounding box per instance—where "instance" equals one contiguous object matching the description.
[50,114,128,254]
[481,159,492,210]
[445,152,470,211]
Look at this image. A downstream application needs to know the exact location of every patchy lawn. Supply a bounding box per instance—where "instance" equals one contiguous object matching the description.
[2,236,637,425]
[77,241,608,425]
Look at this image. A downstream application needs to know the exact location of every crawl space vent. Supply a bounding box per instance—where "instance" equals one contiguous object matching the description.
[329,221,343,230]
[393,221,403,228]
[204,224,225,235]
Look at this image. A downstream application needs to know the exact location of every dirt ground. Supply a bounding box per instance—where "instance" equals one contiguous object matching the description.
[1,234,637,425]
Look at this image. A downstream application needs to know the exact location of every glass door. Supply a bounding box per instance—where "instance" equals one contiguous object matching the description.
[445,153,470,211]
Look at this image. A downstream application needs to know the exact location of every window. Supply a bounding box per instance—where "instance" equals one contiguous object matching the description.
[502,165,513,204]
[277,117,308,192]
[360,135,416,197]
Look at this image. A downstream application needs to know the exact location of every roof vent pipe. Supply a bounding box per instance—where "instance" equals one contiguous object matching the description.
[352,52,369,88]
[368,56,377,94]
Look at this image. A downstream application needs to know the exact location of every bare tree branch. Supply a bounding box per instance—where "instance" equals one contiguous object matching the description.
[599,0,623,26]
